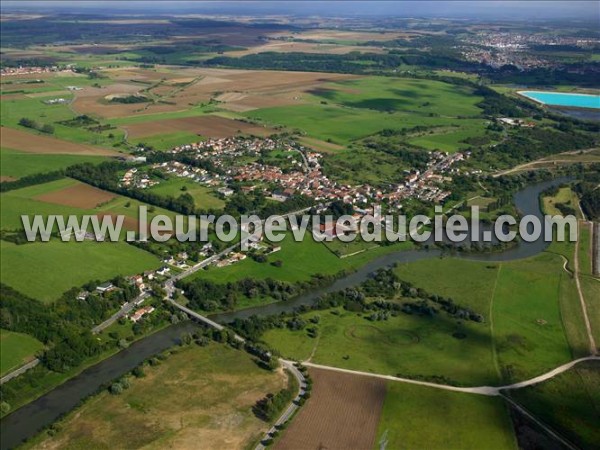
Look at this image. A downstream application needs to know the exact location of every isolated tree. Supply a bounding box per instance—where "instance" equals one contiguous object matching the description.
[109,382,123,395]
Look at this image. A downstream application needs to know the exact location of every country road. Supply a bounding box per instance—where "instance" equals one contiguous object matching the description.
[255,360,307,450]
[492,147,599,177]
[91,292,150,334]
[301,356,600,397]
[573,220,598,355]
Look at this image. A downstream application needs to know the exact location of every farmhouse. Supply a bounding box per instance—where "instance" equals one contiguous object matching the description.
[96,282,114,293]
[130,306,155,323]
[156,267,171,276]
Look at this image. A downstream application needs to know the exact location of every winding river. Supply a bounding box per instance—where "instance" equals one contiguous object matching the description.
[0,177,569,450]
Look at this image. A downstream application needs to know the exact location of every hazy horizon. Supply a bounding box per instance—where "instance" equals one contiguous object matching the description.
[2,1,599,21]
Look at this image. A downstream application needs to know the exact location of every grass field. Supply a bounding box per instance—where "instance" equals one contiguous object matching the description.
[309,77,483,117]
[542,186,582,219]
[264,306,498,386]
[244,75,485,145]
[376,382,517,450]
[510,360,600,450]
[246,103,462,144]
[134,131,202,150]
[197,233,412,286]
[0,148,108,179]
[408,120,489,153]
[577,224,600,348]
[491,252,573,382]
[0,330,44,376]
[0,240,159,303]
[148,177,225,210]
[0,94,124,149]
[0,177,183,231]
[259,247,580,386]
[27,343,287,450]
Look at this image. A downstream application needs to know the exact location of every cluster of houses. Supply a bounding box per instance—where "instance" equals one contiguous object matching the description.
[498,117,536,128]
[130,306,155,323]
[134,136,469,215]
[461,31,599,70]
[43,97,69,105]
[385,151,469,205]
[120,167,159,189]
[231,147,467,210]
[0,65,73,76]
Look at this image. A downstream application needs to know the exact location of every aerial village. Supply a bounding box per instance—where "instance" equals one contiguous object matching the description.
[122,136,469,209]
[95,134,471,312]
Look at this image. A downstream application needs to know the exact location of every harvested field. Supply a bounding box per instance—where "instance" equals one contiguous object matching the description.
[71,68,356,118]
[95,213,140,231]
[25,90,70,98]
[275,368,386,450]
[298,136,345,153]
[0,176,17,182]
[124,115,272,138]
[0,126,120,156]
[227,41,386,56]
[268,30,430,42]
[219,92,306,112]
[35,182,117,209]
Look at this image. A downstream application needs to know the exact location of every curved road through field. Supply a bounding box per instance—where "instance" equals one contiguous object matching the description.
[300,356,600,396]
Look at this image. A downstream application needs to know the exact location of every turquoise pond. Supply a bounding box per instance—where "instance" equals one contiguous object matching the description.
[518,91,600,109]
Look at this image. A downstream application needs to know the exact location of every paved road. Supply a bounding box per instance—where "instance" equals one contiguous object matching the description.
[0,359,40,385]
[3,291,151,383]
[301,356,600,397]
[255,360,307,450]
[91,292,150,334]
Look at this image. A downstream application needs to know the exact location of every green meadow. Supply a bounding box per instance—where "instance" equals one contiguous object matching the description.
[396,252,577,382]
[408,119,490,152]
[376,382,517,450]
[0,239,160,303]
[492,253,574,382]
[246,103,461,144]
[0,147,108,179]
[258,246,581,386]
[244,76,486,145]
[309,77,483,117]
[148,178,225,210]
[196,234,412,285]
[1,92,124,148]
[264,306,498,385]
[135,131,202,150]
[0,330,44,376]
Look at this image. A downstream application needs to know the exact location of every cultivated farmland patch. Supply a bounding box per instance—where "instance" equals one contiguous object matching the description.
[275,368,385,450]
[35,182,117,209]
[124,114,273,139]
[0,126,120,156]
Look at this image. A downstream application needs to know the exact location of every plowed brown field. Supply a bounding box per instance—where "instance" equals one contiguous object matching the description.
[124,115,272,138]
[275,368,386,450]
[35,183,116,208]
[0,127,120,156]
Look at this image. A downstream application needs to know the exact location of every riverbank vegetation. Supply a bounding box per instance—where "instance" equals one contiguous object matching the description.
[23,343,287,450]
